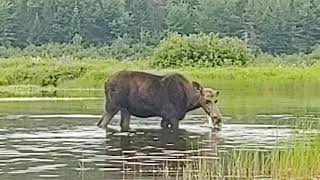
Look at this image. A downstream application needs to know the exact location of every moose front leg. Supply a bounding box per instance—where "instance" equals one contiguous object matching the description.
[161,118,170,129]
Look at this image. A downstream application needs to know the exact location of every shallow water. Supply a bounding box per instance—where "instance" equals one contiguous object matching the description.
[0,87,319,179]
[0,112,315,180]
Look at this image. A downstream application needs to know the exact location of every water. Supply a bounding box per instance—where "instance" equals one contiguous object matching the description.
[0,87,319,179]
[0,113,294,179]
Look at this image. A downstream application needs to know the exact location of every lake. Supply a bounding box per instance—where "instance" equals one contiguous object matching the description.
[0,86,319,179]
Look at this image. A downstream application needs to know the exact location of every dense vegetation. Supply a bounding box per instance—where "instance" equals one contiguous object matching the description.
[151,33,253,67]
[1,57,319,90]
[1,2,320,179]
[182,120,320,179]
[1,0,320,88]
[1,0,320,56]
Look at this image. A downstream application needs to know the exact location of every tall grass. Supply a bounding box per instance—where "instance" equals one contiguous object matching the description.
[1,57,319,89]
[0,57,148,88]
[181,119,320,179]
[225,135,320,179]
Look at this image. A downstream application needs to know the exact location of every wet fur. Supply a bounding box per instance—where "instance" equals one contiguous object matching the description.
[97,71,213,131]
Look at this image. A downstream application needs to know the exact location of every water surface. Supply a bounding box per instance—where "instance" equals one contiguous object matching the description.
[0,86,319,179]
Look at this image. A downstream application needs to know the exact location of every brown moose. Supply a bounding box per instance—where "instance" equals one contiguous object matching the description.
[97,70,222,131]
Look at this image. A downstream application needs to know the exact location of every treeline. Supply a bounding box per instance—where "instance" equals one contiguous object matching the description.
[1,0,320,55]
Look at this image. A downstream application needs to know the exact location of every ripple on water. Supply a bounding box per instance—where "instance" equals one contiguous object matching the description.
[38,174,60,178]
[96,155,125,160]
[8,164,67,174]
[69,149,99,154]
[98,167,122,171]
[75,167,93,171]
[1,115,26,120]
[51,152,74,157]
[14,146,52,152]
[0,113,305,179]
[95,163,114,167]
[4,158,55,163]
[79,158,96,163]
[0,149,21,156]
[140,146,155,150]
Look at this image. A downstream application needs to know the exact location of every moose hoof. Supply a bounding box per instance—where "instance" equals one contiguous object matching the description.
[161,121,170,129]
[120,128,131,132]
[97,123,108,130]
[212,124,222,130]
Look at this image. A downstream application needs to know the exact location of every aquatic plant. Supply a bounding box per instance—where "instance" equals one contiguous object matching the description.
[180,119,320,179]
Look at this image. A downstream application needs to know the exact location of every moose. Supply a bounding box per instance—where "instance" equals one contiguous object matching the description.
[97,70,222,132]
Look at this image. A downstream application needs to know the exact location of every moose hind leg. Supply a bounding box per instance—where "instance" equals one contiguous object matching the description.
[97,111,117,129]
[120,109,131,132]
[97,102,119,129]
[169,119,179,130]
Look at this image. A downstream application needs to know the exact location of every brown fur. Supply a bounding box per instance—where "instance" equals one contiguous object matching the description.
[97,70,221,131]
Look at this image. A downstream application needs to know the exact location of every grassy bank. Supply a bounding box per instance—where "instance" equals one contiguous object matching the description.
[1,57,320,90]
[1,57,320,119]
[1,58,319,179]
[180,120,320,179]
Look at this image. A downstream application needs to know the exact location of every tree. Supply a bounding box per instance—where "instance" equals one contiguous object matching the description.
[166,1,196,34]
[0,0,16,47]
[195,0,245,38]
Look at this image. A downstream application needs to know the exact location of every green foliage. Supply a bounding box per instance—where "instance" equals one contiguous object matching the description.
[0,57,148,88]
[0,57,320,99]
[151,33,253,68]
[2,60,87,87]
[255,46,320,66]
[0,1,16,47]
[180,119,320,179]
[109,37,134,60]
[166,1,196,34]
[195,0,245,37]
[0,57,319,88]
[0,41,153,60]
[0,0,320,55]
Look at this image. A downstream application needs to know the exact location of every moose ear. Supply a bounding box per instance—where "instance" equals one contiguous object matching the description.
[192,81,202,91]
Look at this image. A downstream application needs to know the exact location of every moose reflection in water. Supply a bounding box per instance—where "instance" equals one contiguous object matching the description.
[102,126,222,171]
[107,128,215,151]
[97,70,222,131]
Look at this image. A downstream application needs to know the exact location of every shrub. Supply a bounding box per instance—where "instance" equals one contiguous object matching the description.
[3,60,87,87]
[0,40,154,60]
[109,37,134,60]
[151,32,254,68]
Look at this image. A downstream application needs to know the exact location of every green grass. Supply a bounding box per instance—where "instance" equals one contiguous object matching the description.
[1,57,320,119]
[0,57,147,88]
[1,57,320,90]
[1,57,320,179]
[225,135,320,179]
[180,119,320,179]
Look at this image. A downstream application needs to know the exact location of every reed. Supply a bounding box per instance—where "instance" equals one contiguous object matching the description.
[180,119,320,179]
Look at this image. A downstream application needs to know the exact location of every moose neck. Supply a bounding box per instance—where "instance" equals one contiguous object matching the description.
[186,97,202,112]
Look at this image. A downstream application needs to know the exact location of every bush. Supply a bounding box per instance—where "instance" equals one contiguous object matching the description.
[0,40,154,60]
[0,59,87,87]
[151,32,254,68]
[256,47,320,67]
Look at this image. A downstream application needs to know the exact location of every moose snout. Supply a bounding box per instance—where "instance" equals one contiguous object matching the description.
[210,109,222,126]
[212,116,221,124]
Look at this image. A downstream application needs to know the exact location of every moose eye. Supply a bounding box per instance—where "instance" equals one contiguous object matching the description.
[214,100,218,103]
